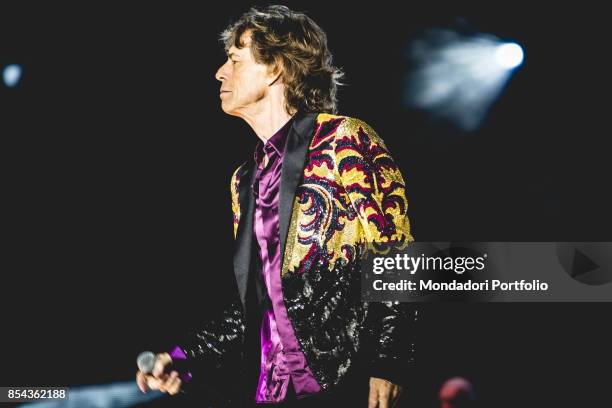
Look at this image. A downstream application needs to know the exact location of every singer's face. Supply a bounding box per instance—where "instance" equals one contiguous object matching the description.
[215,33,272,117]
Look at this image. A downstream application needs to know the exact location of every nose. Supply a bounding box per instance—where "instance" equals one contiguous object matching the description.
[215,60,230,82]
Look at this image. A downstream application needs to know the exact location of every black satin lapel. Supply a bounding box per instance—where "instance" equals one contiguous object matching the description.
[233,162,256,310]
[279,112,318,262]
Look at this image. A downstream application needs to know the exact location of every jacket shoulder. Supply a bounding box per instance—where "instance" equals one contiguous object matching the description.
[314,113,388,150]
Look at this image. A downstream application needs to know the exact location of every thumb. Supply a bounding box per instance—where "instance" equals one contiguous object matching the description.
[153,353,172,378]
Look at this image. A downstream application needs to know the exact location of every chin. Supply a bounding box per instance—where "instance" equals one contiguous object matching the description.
[221,105,242,118]
[220,102,233,115]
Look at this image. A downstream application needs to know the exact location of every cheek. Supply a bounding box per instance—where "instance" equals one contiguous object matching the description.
[237,74,267,100]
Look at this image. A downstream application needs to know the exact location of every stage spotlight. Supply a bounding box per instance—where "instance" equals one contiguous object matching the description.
[402,29,525,131]
[3,64,23,87]
[495,43,524,69]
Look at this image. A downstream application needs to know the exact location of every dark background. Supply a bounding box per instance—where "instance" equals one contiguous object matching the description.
[1,1,610,407]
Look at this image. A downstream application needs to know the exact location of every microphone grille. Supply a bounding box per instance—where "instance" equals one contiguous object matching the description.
[137,351,156,374]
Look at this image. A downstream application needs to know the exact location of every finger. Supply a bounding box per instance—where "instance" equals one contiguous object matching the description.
[146,374,164,391]
[166,373,182,395]
[153,357,167,378]
[158,374,171,393]
[136,372,148,393]
[160,371,178,393]
[378,390,390,408]
[391,384,403,407]
[368,385,379,408]
[163,371,178,390]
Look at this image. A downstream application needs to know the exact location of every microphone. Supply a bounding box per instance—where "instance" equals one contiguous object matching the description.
[137,351,157,375]
[137,351,192,387]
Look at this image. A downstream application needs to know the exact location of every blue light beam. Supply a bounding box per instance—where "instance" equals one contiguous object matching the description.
[403,30,525,131]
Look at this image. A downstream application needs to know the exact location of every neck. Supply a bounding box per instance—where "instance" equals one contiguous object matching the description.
[238,97,294,143]
[244,110,294,143]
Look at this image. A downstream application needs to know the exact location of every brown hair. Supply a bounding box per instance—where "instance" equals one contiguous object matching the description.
[220,5,344,114]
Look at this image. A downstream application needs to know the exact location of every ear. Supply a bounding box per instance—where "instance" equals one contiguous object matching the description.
[267,60,283,87]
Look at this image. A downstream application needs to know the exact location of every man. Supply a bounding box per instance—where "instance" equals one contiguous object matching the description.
[136,5,418,407]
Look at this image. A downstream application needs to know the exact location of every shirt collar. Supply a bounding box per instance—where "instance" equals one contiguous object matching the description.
[254,116,294,164]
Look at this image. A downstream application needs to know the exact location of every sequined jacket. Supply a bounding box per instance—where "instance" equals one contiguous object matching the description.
[179,112,418,405]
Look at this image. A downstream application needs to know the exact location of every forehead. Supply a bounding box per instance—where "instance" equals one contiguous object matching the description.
[227,32,253,57]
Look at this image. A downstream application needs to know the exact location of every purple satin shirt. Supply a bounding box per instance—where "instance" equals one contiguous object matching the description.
[252,118,321,403]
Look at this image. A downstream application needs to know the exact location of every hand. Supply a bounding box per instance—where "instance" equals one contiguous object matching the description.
[136,352,182,395]
[368,377,403,408]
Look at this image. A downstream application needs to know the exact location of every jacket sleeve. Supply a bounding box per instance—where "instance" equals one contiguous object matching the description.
[178,297,245,367]
[333,117,419,387]
[170,296,245,403]
[169,164,248,400]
